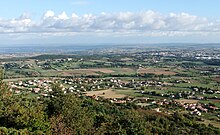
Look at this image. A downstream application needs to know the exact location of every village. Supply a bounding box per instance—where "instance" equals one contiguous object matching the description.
[8,77,220,118]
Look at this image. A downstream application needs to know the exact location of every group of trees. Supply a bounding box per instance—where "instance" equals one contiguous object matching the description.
[0,69,220,134]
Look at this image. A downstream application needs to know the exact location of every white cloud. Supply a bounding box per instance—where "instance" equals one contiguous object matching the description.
[58,12,69,20]
[43,10,55,19]
[0,10,220,38]
[0,15,32,33]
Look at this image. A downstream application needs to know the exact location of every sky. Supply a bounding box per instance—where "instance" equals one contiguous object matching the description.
[0,0,220,45]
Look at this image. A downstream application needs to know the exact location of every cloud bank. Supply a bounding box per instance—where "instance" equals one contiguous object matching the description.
[0,10,219,37]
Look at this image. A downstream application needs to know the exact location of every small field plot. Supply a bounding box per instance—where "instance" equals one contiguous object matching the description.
[83,68,114,74]
[116,89,143,97]
[137,68,177,75]
[175,99,199,104]
[86,89,126,99]
[111,68,136,75]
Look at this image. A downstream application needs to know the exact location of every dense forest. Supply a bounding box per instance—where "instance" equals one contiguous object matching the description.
[0,70,220,134]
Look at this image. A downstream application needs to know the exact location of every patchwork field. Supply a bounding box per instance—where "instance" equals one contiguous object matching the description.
[60,68,135,76]
[137,68,177,75]
[59,68,115,76]
[111,68,135,74]
[61,70,99,76]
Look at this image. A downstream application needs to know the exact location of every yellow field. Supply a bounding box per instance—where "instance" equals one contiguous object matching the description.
[175,99,199,104]
[85,89,126,99]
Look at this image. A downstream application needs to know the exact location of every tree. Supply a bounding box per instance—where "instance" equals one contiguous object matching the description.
[50,114,73,135]
[60,94,94,134]
[0,69,11,99]
[46,83,65,116]
[0,96,50,133]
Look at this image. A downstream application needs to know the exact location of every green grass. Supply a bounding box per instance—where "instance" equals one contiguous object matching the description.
[114,89,143,97]
[175,82,220,90]
[110,68,136,75]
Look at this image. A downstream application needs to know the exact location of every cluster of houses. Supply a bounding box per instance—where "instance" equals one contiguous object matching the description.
[178,101,219,116]
[62,78,170,90]
[143,99,219,116]
[34,58,76,70]
[191,87,220,96]
[9,79,53,97]
[62,78,122,91]
[35,58,75,64]
[9,78,124,97]
[142,90,207,100]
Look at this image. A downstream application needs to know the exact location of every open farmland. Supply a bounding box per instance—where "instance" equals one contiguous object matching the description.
[111,68,136,75]
[80,68,114,73]
[61,70,100,76]
[137,68,177,75]
[60,68,115,76]
[55,68,136,77]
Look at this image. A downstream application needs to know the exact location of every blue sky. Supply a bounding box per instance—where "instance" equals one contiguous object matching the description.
[0,0,220,44]
[1,0,220,18]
